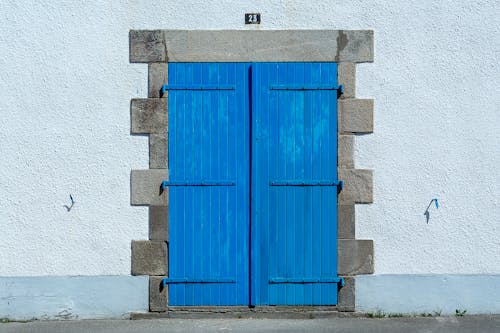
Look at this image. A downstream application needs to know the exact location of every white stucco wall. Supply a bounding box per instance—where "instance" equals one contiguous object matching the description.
[0,0,498,276]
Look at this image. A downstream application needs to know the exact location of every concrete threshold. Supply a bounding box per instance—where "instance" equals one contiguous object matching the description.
[131,306,362,319]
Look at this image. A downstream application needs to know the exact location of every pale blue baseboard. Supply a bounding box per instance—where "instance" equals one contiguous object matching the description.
[2,274,499,319]
[0,276,148,320]
[356,274,500,315]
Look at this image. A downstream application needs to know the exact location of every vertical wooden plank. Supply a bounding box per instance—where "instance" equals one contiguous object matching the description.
[264,63,273,305]
[208,65,216,305]
[167,63,177,304]
[183,63,194,305]
[200,63,211,305]
[242,63,251,305]
[303,63,314,305]
[294,63,305,304]
[259,63,268,305]
[318,63,326,304]
[275,63,287,305]
[176,63,187,305]
[250,63,260,306]
[284,63,294,305]
[235,63,249,305]
[322,63,332,304]
[176,63,187,304]
[328,63,339,304]
[226,63,236,305]
[219,63,230,305]
[227,63,236,304]
[268,63,279,305]
[191,63,202,305]
[210,63,222,305]
[321,63,332,304]
[310,64,322,304]
[231,63,241,305]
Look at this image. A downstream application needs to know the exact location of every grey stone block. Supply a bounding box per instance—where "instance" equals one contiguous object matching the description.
[149,134,168,169]
[338,239,374,275]
[131,240,168,276]
[339,99,374,134]
[335,30,374,63]
[150,276,168,312]
[149,206,169,241]
[156,30,373,63]
[131,98,168,134]
[338,205,355,239]
[338,135,354,169]
[148,63,168,98]
[338,169,373,204]
[338,62,356,98]
[131,169,168,206]
[130,30,167,63]
[337,276,355,311]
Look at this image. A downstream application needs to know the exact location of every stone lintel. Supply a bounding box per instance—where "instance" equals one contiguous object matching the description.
[130,30,374,63]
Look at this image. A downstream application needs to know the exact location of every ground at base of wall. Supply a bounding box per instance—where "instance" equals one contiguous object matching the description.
[1,316,500,333]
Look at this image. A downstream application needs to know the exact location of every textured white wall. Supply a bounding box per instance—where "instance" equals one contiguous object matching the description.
[0,0,498,276]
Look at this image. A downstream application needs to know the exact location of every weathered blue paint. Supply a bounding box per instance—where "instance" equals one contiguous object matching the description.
[0,276,148,320]
[167,63,340,306]
[251,63,339,305]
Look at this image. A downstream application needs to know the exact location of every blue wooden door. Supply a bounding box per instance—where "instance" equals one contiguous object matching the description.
[165,63,340,306]
[251,63,340,305]
[165,63,250,305]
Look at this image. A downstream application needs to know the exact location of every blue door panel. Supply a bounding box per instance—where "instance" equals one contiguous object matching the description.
[167,63,250,305]
[252,63,339,305]
[167,63,339,306]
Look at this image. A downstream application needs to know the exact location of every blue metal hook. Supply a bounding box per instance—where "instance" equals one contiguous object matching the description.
[424,198,439,224]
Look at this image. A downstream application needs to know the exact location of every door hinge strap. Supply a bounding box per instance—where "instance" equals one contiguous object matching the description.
[269,277,345,286]
[270,84,344,91]
[160,84,235,96]
[161,180,236,191]
[269,180,343,186]
[162,278,236,287]
[269,180,343,193]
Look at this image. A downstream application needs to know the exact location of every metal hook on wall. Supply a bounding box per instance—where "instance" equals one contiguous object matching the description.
[64,194,75,212]
[424,198,439,224]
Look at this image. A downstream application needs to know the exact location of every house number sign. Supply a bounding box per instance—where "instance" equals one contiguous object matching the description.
[245,13,261,24]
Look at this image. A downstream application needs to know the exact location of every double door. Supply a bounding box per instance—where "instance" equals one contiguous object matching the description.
[163,63,341,306]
